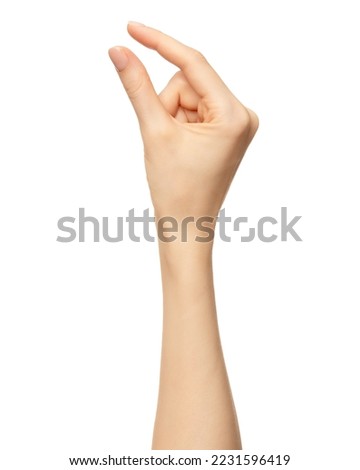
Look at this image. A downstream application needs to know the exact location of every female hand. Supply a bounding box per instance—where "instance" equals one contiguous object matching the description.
[109,23,258,225]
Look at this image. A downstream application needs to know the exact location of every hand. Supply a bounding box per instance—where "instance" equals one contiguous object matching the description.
[109,23,258,226]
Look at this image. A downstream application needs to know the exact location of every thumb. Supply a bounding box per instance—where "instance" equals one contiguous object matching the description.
[108,46,168,129]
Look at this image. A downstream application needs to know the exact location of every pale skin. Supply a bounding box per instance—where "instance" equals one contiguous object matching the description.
[109,22,258,450]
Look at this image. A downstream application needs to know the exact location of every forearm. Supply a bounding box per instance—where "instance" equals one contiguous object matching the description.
[152,241,241,450]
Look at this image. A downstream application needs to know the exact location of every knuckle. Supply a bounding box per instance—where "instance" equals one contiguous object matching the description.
[125,74,148,100]
[190,48,207,64]
[224,105,251,136]
[248,108,260,134]
[173,70,184,80]
[224,103,259,138]
[172,70,187,85]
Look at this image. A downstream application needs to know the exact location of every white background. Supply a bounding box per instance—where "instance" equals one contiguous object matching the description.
[0,1,359,469]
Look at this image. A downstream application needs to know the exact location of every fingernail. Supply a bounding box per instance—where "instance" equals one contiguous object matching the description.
[128,21,146,27]
[108,47,128,72]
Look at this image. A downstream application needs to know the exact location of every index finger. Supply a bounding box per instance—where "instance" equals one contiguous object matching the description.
[127,22,232,101]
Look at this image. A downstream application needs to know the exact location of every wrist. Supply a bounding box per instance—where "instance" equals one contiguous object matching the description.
[158,237,213,284]
[155,213,215,280]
